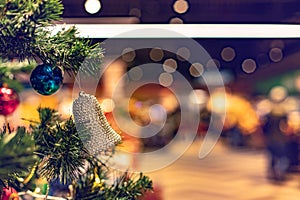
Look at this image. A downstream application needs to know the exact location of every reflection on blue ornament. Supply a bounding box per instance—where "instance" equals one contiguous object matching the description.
[30,64,63,95]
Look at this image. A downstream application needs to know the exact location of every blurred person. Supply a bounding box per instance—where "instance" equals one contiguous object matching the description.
[262,109,289,181]
[198,107,211,136]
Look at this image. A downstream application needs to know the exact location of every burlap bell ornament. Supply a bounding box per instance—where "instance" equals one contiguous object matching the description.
[72,91,121,155]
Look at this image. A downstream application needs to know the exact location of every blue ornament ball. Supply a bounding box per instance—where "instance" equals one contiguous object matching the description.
[30,64,63,95]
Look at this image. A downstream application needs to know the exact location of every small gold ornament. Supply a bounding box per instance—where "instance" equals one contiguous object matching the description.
[72,91,121,155]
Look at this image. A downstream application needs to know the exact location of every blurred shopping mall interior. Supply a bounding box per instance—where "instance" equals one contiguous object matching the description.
[3,1,300,200]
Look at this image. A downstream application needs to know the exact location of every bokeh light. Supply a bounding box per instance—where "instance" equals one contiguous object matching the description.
[101,98,115,113]
[159,73,173,87]
[206,58,221,69]
[269,47,283,63]
[255,98,272,117]
[173,0,189,14]
[169,17,184,24]
[241,58,257,74]
[128,67,143,81]
[269,86,288,103]
[221,46,236,62]
[208,90,259,133]
[122,48,136,62]
[84,0,101,14]
[163,58,177,73]
[150,47,164,62]
[176,47,191,61]
[207,89,227,114]
[189,62,204,77]
[58,98,73,117]
[189,89,208,105]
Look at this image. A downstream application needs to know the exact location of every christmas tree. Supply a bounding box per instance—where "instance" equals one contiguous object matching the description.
[0,0,153,199]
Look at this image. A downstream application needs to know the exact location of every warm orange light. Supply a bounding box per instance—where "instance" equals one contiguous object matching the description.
[173,0,189,14]
[207,90,259,134]
[287,111,300,133]
[207,89,227,114]
[101,98,115,113]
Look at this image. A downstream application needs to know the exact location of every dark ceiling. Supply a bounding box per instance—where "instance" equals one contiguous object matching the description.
[60,0,300,95]
[62,0,300,24]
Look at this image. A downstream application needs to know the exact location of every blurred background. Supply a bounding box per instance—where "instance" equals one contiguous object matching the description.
[3,0,300,199]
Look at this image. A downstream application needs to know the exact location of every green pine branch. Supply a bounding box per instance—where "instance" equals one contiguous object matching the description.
[0,127,36,178]
[74,159,153,200]
[28,107,88,185]
[0,126,37,191]
[34,27,104,77]
[0,0,63,60]
[0,59,36,91]
[103,172,153,200]
[0,1,152,198]
[74,157,109,200]
[0,0,103,76]
[1,107,153,199]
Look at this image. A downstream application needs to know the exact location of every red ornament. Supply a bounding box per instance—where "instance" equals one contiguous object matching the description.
[0,87,19,116]
[1,187,19,200]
